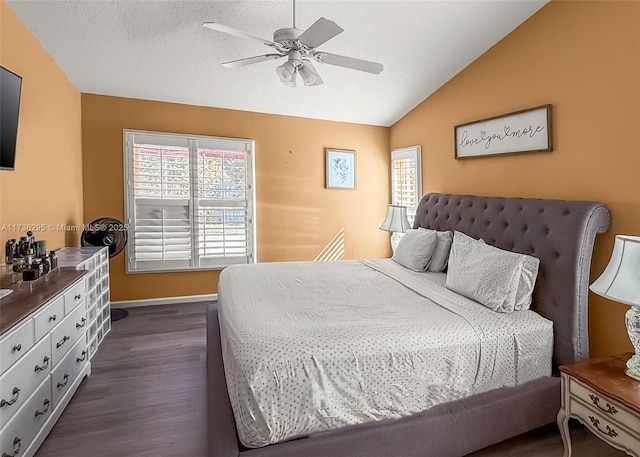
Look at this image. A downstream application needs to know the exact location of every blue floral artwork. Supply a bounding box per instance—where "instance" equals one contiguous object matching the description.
[326,149,355,189]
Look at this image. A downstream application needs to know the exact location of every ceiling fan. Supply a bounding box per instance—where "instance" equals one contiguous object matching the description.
[202,0,383,87]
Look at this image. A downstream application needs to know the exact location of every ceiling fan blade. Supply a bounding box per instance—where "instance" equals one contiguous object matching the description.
[297,17,344,49]
[202,22,277,47]
[222,54,285,68]
[314,52,383,74]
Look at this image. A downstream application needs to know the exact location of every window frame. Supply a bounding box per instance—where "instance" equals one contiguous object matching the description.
[390,145,422,225]
[123,129,256,274]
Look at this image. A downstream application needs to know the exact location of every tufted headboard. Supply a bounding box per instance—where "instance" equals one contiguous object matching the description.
[414,193,610,369]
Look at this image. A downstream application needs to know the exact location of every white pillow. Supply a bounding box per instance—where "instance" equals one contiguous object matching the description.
[446,231,538,313]
[514,255,540,311]
[392,229,437,272]
[418,228,453,272]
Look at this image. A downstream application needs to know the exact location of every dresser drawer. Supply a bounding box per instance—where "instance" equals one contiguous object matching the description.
[33,296,65,342]
[0,336,51,429]
[569,377,640,438]
[0,378,52,457]
[569,397,640,456]
[51,338,87,407]
[0,321,35,374]
[63,280,85,315]
[50,305,86,367]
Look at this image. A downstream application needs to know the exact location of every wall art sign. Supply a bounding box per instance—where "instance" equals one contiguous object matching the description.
[454,105,552,159]
[325,148,356,189]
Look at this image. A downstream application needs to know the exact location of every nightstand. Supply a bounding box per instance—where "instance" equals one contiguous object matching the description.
[558,354,640,457]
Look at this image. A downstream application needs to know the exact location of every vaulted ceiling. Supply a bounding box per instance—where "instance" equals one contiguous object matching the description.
[8,0,548,126]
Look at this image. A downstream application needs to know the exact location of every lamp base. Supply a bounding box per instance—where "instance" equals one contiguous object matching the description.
[625,305,640,381]
[626,368,640,381]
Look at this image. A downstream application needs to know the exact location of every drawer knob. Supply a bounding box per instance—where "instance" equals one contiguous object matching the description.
[76,318,86,329]
[75,294,82,300]
[11,344,21,353]
[49,314,57,322]
[589,394,618,415]
[56,335,70,348]
[34,356,50,372]
[588,416,618,438]
[76,350,87,363]
[1,436,21,457]
[57,373,70,389]
[35,399,50,417]
[0,387,20,408]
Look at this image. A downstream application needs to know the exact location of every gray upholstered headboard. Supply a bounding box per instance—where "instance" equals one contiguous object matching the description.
[414,193,610,369]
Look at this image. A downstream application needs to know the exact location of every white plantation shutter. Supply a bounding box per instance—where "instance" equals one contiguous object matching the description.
[124,130,255,273]
[391,146,422,225]
[195,138,251,268]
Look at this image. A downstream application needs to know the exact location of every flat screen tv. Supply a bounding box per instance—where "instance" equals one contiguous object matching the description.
[1,66,22,171]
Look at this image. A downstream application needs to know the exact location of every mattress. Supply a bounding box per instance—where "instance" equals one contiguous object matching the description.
[218,259,553,448]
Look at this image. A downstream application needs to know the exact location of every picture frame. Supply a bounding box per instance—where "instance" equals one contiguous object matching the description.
[325,148,356,190]
[454,104,552,159]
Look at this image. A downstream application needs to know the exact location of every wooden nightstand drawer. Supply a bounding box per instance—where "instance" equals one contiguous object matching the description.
[569,397,640,457]
[569,377,640,438]
[559,355,640,457]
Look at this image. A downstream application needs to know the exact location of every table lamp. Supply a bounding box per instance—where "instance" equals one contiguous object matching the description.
[379,205,411,251]
[590,235,640,381]
[379,205,411,233]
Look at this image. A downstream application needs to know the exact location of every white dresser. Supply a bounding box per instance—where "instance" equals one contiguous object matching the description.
[0,247,111,457]
[0,270,89,457]
[56,247,111,359]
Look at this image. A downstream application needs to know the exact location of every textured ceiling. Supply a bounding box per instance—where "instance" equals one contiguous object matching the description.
[7,0,548,126]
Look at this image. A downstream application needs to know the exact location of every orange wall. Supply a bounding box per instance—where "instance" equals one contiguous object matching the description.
[390,0,640,357]
[81,94,390,301]
[0,2,83,252]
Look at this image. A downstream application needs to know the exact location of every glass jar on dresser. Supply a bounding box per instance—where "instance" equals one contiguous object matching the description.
[56,247,111,360]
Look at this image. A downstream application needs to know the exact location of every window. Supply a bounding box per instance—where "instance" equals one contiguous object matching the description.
[123,130,255,273]
[391,146,422,225]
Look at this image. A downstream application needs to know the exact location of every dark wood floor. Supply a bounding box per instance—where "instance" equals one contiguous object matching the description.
[35,303,627,457]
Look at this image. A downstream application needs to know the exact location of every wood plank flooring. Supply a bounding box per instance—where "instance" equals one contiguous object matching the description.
[35,303,628,457]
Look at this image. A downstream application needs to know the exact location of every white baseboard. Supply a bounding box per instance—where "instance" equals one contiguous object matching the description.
[111,293,217,308]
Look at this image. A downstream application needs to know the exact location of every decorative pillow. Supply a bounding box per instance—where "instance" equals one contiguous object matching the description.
[446,231,538,313]
[418,228,453,272]
[392,229,438,272]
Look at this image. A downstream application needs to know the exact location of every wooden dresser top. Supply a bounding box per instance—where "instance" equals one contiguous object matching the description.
[0,269,86,336]
[561,353,640,415]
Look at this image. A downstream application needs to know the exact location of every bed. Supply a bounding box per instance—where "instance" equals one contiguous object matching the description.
[207,192,610,457]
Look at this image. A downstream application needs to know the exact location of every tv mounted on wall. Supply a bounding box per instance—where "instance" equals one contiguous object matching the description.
[1,65,22,171]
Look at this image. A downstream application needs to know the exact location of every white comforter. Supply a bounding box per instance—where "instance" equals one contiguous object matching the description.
[218,259,553,448]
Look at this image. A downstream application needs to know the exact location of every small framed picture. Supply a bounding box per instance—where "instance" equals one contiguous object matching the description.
[325,149,356,190]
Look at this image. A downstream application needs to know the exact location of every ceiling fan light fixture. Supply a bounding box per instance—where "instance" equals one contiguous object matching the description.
[276,61,296,81]
[280,71,297,87]
[299,61,323,86]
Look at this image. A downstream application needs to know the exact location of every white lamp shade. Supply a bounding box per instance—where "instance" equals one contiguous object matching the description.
[280,72,297,87]
[590,235,640,306]
[276,61,296,82]
[379,205,411,233]
[298,61,323,86]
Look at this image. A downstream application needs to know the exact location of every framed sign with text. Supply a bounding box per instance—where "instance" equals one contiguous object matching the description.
[454,105,552,159]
